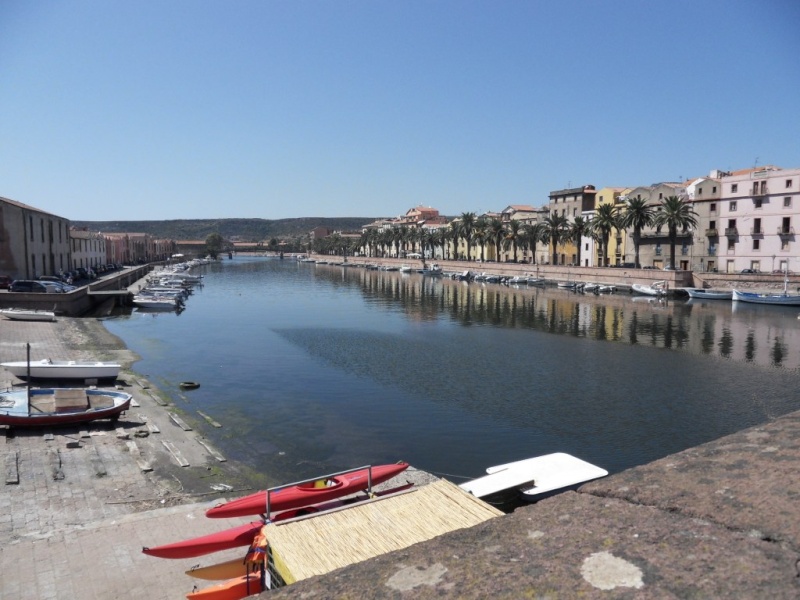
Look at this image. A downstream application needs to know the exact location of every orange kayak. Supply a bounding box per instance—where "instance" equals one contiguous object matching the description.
[186,558,252,581]
[205,462,409,519]
[186,572,263,600]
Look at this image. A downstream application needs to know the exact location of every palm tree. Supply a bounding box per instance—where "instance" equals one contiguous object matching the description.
[447,221,460,260]
[521,222,544,264]
[567,216,590,266]
[473,218,488,261]
[458,212,477,261]
[592,204,618,267]
[542,214,569,265]
[487,218,506,263]
[654,195,698,270]
[619,197,655,268]
[504,220,523,263]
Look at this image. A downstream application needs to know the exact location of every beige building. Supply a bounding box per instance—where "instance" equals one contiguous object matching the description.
[0,196,71,280]
[548,185,597,265]
[623,182,688,269]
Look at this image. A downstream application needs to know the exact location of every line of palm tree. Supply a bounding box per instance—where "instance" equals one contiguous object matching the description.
[458,212,477,261]
[654,195,698,270]
[504,220,523,263]
[473,217,488,261]
[487,218,506,262]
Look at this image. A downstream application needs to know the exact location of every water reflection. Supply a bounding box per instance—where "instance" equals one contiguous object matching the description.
[312,263,800,370]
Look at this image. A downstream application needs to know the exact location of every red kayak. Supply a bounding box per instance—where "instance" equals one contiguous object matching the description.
[205,462,409,519]
[144,481,414,559]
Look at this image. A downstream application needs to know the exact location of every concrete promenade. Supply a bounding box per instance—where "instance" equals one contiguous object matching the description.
[1,315,799,598]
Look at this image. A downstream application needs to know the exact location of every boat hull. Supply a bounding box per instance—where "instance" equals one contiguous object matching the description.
[205,462,409,519]
[0,308,56,322]
[732,290,800,305]
[685,288,732,300]
[1,360,121,380]
[631,283,667,297]
[143,521,263,559]
[0,389,131,427]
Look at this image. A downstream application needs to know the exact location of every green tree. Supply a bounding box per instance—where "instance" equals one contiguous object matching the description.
[205,232,224,258]
[504,220,523,263]
[591,204,618,267]
[542,214,569,265]
[654,195,698,270]
[472,218,488,261]
[458,212,477,260]
[487,218,506,262]
[619,197,655,268]
[567,216,590,266]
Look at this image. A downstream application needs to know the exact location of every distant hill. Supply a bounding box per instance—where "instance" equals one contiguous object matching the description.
[71,217,376,241]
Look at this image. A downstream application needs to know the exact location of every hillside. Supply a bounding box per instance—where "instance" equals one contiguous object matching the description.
[71,217,376,241]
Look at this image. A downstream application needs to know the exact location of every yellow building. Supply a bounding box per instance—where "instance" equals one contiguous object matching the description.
[594,187,631,265]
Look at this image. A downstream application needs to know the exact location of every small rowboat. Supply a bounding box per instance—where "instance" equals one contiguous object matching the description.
[205,462,410,519]
[0,308,56,322]
[180,381,200,390]
[0,388,131,427]
[147,482,414,560]
[1,359,121,380]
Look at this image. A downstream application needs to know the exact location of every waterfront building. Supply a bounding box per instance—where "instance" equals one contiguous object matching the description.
[548,185,597,265]
[718,165,799,274]
[593,187,631,266]
[622,182,689,269]
[70,228,107,273]
[0,195,71,280]
[685,172,723,273]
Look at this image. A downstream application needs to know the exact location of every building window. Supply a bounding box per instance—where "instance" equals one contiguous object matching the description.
[781,239,790,251]
[754,198,762,208]
[712,186,717,193]
[727,239,735,250]
[659,192,663,199]
[710,202,716,213]
[731,184,738,193]
[753,239,760,250]
[751,261,761,272]
[709,220,716,229]
[698,187,703,196]
[785,196,792,208]
[730,200,737,211]
[787,179,793,189]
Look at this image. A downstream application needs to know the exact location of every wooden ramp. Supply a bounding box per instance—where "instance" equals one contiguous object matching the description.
[267,479,501,585]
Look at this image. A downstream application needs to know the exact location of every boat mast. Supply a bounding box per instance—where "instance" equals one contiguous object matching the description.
[26,342,31,407]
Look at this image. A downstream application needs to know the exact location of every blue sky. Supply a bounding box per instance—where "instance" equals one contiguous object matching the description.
[2,1,799,221]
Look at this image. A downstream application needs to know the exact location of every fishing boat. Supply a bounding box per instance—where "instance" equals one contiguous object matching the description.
[459,452,607,501]
[205,462,410,519]
[685,288,733,300]
[0,388,132,427]
[0,308,56,322]
[132,295,180,309]
[1,359,121,380]
[146,483,414,560]
[732,271,800,305]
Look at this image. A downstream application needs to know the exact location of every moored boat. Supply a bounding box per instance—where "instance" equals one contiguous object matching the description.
[732,289,800,306]
[1,359,121,380]
[205,462,410,519]
[685,288,733,300]
[0,388,131,427]
[631,281,668,297]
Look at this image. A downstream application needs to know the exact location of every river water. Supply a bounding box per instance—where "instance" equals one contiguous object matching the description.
[102,257,800,486]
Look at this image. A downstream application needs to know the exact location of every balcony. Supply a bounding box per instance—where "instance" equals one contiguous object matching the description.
[705,228,718,237]
[777,226,795,237]
[751,185,768,197]
[724,227,738,238]
[751,227,764,237]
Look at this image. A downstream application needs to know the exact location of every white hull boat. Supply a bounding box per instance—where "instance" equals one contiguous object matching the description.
[132,295,179,309]
[686,288,732,300]
[631,281,668,297]
[0,308,56,322]
[459,452,607,501]
[1,359,121,380]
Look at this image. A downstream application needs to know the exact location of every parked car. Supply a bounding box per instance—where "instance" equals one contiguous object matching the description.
[9,280,49,293]
[0,275,11,289]
[38,275,63,283]
[740,268,760,274]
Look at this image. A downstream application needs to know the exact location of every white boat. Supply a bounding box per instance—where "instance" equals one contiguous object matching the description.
[0,388,131,427]
[685,288,733,300]
[631,281,668,297]
[0,308,56,322]
[557,281,577,290]
[1,359,121,380]
[459,452,607,500]
[132,295,179,309]
[399,264,413,273]
[507,276,527,285]
[420,264,443,276]
[732,289,800,306]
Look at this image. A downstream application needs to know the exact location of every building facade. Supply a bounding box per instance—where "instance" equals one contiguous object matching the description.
[0,196,71,280]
